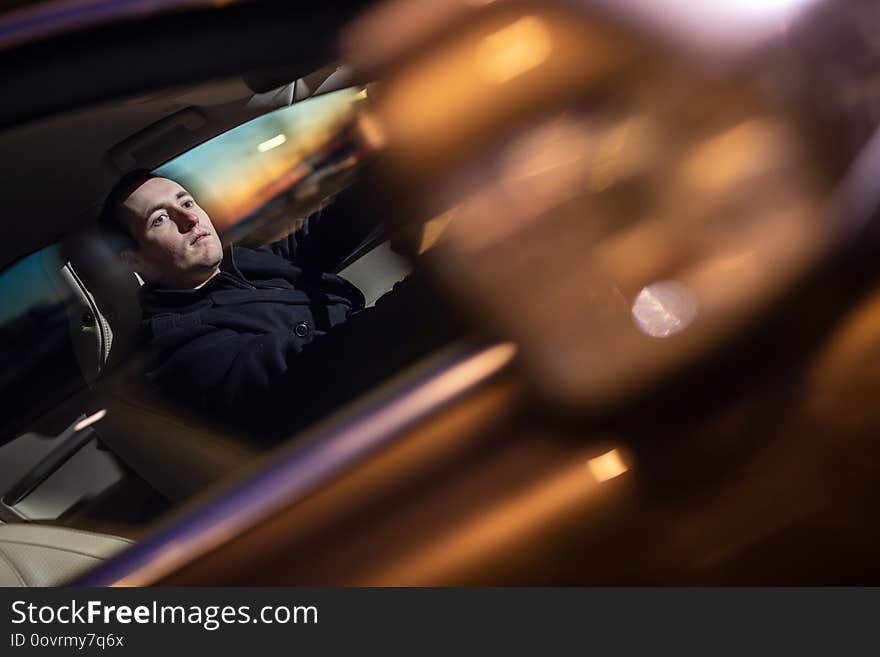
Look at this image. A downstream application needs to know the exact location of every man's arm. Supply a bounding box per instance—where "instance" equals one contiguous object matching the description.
[264,186,380,273]
[143,312,392,441]
[144,325,318,440]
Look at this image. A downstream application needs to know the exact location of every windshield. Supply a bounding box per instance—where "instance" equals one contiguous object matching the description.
[156,87,371,243]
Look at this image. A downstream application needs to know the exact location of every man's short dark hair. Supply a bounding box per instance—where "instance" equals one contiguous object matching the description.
[98,169,161,252]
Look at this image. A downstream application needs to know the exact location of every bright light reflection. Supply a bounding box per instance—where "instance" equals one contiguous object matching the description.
[476,16,552,85]
[703,0,816,19]
[592,0,821,51]
[632,280,699,338]
[74,409,107,432]
[588,449,628,483]
[257,134,287,152]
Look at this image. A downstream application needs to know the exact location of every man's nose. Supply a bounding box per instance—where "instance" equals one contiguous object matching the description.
[173,210,199,232]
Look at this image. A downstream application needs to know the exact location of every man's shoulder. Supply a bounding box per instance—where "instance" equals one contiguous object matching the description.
[228,242,293,268]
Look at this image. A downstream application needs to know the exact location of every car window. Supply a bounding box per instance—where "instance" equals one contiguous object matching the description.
[0,245,83,438]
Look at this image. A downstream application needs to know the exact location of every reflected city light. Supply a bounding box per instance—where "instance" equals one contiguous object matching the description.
[73,408,107,432]
[632,281,699,338]
[257,134,287,152]
[476,16,553,85]
[587,449,629,483]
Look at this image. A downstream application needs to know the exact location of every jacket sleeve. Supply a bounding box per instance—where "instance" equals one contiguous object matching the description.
[264,186,380,274]
[145,324,308,439]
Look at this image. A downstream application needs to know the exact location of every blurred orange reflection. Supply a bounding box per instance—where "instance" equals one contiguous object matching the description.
[362,449,628,584]
[588,449,629,482]
[477,16,553,85]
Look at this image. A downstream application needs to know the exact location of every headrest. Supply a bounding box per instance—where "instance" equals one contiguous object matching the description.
[60,229,143,380]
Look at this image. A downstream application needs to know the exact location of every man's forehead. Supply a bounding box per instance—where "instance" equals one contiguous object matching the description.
[123,177,188,213]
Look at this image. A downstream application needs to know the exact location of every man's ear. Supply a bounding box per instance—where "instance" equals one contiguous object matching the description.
[120,247,154,285]
[119,248,140,273]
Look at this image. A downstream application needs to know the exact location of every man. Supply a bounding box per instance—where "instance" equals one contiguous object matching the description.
[100,170,463,441]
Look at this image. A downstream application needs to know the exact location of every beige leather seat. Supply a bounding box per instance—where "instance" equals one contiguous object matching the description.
[58,230,259,502]
[0,523,132,586]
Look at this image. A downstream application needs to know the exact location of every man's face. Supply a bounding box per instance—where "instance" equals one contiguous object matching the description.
[120,177,223,288]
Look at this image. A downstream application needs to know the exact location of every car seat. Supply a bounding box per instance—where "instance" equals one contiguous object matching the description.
[0,523,132,586]
[58,229,259,502]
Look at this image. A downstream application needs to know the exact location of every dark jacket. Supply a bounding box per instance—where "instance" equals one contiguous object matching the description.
[138,203,379,440]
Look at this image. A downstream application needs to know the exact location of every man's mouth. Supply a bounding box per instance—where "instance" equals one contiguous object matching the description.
[191,232,209,245]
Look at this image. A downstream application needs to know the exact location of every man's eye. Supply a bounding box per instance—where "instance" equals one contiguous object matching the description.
[182,200,194,209]
[151,215,167,227]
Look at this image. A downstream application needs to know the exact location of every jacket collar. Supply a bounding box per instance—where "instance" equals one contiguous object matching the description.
[139,246,247,315]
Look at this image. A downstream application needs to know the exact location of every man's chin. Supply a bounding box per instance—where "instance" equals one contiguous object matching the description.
[192,243,223,264]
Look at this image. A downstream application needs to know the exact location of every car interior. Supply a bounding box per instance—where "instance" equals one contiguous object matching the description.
[0,65,418,585]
